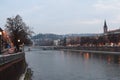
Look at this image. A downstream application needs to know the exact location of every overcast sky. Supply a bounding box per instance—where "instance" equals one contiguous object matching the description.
[0,0,120,34]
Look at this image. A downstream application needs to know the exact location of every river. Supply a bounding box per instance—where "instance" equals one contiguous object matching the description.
[25,48,120,80]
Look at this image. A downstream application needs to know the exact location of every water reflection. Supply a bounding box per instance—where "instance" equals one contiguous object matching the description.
[69,51,120,64]
[63,51,120,66]
[83,53,90,60]
[26,50,120,80]
[80,52,120,64]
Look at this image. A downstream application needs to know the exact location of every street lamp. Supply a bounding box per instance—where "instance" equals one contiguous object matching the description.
[0,32,2,35]
[0,28,3,54]
[18,39,20,42]
[18,39,21,52]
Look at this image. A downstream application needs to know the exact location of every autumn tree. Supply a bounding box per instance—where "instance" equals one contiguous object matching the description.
[5,15,33,51]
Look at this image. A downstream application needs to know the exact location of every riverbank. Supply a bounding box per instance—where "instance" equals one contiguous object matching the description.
[19,68,27,80]
[34,46,120,54]
[24,68,33,80]
[19,67,33,80]
[62,49,120,55]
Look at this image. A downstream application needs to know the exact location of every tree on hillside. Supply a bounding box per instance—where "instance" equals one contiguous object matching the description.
[5,15,33,52]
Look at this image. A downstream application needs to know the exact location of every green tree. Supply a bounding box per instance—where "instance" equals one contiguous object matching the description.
[5,15,33,52]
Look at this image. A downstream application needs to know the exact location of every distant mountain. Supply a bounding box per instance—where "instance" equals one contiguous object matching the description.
[64,33,101,37]
[31,33,63,40]
[32,33,102,40]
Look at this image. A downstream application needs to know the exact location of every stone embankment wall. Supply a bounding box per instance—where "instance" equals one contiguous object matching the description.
[0,53,26,80]
[53,46,120,52]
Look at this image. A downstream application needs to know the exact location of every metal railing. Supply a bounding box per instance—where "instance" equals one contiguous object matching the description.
[0,52,25,66]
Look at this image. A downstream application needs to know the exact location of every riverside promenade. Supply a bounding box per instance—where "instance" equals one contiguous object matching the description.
[0,49,26,80]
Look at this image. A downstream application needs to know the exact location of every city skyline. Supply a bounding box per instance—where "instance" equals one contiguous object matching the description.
[0,0,120,34]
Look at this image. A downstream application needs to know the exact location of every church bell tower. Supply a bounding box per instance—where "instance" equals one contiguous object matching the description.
[103,20,108,33]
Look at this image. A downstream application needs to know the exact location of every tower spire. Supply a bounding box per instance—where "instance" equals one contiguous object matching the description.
[103,20,108,33]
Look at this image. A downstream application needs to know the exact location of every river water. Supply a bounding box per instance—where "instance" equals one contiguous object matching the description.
[25,48,120,80]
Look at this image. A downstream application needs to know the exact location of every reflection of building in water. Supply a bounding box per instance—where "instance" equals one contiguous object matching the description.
[113,55,120,63]
[84,53,90,60]
[80,52,120,65]
[107,55,112,63]
[106,55,120,64]
[118,56,120,64]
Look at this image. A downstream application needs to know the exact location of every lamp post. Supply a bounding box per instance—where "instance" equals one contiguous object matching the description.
[18,39,20,43]
[0,28,3,54]
[22,43,24,52]
[18,39,20,51]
